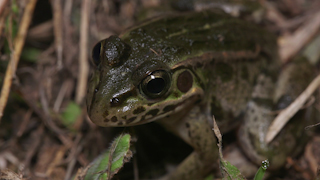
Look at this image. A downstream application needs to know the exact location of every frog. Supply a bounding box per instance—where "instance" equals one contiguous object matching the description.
[86,10,316,179]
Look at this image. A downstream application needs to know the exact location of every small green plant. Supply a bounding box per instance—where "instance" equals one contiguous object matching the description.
[254,160,269,180]
[78,133,132,180]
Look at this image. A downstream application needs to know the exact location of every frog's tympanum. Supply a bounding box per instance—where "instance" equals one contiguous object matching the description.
[87,10,315,179]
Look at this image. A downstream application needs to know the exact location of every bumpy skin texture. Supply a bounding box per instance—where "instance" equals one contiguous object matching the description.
[87,10,278,127]
[87,10,315,179]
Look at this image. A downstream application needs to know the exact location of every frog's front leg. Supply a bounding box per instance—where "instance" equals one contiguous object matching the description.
[159,105,218,180]
[238,60,315,169]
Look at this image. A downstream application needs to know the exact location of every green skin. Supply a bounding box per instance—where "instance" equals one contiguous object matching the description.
[87,10,315,179]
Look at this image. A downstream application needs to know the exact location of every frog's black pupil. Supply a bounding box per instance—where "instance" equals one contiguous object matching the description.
[147,78,165,94]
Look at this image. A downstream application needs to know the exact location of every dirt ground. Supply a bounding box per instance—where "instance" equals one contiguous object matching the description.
[0,0,319,179]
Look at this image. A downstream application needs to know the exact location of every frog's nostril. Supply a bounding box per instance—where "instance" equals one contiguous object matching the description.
[110,97,121,107]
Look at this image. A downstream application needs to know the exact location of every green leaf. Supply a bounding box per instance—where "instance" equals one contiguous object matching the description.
[82,133,132,180]
[60,101,81,128]
[254,159,269,180]
[221,160,246,180]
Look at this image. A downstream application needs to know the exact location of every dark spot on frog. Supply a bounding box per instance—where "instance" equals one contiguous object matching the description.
[173,91,180,98]
[133,106,146,114]
[163,105,177,112]
[146,109,159,117]
[215,62,233,82]
[104,118,110,122]
[103,110,109,117]
[122,115,127,120]
[140,115,145,122]
[126,117,137,124]
[253,117,258,122]
[118,122,123,126]
[177,70,193,93]
[111,116,118,122]
[185,123,190,128]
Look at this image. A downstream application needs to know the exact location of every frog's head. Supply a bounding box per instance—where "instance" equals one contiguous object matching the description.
[86,35,203,127]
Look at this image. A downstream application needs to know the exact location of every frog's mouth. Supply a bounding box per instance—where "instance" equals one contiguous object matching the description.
[100,87,204,127]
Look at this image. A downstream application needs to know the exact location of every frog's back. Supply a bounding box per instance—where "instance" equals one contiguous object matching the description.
[120,10,278,67]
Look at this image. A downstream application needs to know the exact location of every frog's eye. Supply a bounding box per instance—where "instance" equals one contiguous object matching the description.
[92,41,102,66]
[140,70,171,99]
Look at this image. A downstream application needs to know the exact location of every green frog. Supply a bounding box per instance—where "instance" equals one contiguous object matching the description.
[86,10,315,179]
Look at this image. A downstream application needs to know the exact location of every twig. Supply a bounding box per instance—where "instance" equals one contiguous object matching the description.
[64,138,83,180]
[133,155,139,180]
[23,124,44,167]
[0,0,9,16]
[266,74,320,143]
[38,85,66,135]
[305,140,318,176]
[0,2,9,38]
[16,109,33,137]
[212,116,223,158]
[75,0,91,104]
[27,20,54,40]
[0,0,38,121]
[278,10,320,62]
[59,133,82,164]
[46,146,66,176]
[63,0,75,65]
[50,0,63,69]
[53,80,72,112]
[305,122,320,130]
